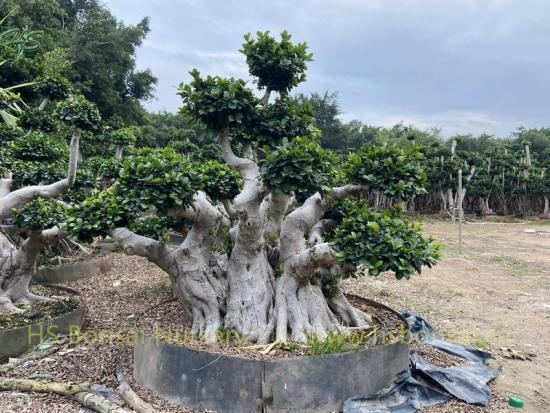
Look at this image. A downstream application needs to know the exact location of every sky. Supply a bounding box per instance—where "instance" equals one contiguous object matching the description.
[105,0,550,137]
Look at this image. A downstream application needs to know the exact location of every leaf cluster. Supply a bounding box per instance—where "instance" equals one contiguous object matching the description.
[116,148,200,213]
[55,95,101,131]
[197,160,242,201]
[33,75,70,100]
[260,137,338,200]
[8,132,68,162]
[12,198,67,231]
[18,108,55,132]
[241,31,313,93]
[178,70,258,132]
[327,200,440,279]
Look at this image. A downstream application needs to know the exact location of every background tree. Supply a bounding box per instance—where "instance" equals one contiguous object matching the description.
[1,0,157,123]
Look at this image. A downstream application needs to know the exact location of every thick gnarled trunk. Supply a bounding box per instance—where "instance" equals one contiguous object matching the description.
[0,228,66,313]
[217,131,276,343]
[112,192,228,343]
[0,129,81,314]
[274,187,371,342]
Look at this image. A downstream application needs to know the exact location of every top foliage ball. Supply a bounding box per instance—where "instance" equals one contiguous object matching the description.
[55,96,101,131]
[241,31,313,93]
[178,70,258,132]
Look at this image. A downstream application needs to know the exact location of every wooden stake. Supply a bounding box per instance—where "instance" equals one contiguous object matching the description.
[458,168,463,254]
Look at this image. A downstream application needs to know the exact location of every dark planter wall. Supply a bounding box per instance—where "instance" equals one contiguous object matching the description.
[133,297,410,413]
[34,254,113,284]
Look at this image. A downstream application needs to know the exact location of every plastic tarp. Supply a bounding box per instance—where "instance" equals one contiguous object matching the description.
[344,312,501,413]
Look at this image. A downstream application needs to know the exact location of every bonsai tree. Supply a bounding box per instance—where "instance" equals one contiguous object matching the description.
[66,31,439,343]
[109,126,139,159]
[0,95,100,313]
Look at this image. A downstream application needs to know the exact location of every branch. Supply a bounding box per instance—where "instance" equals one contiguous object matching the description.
[38,97,50,111]
[279,185,366,263]
[0,377,129,413]
[111,227,169,264]
[290,243,338,283]
[175,192,226,255]
[0,129,81,220]
[0,172,13,198]
[16,227,67,265]
[221,199,238,221]
[325,184,367,205]
[116,367,157,413]
[66,128,81,187]
[261,88,271,106]
[307,219,336,246]
[243,142,253,159]
[264,191,293,239]
[217,129,257,176]
[0,338,66,374]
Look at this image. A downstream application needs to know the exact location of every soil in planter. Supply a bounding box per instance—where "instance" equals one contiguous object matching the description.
[138,295,408,361]
[0,287,78,330]
[37,245,109,269]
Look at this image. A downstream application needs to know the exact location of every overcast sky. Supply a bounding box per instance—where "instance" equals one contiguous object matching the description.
[105,0,550,137]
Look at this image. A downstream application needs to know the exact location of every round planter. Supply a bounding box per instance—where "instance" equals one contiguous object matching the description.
[0,293,86,359]
[133,295,410,413]
[34,253,113,284]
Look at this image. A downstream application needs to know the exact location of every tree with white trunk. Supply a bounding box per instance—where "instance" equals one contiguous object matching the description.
[59,31,440,344]
[0,95,100,313]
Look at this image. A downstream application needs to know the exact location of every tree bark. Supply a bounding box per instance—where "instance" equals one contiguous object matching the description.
[0,227,67,313]
[274,186,370,342]
[0,128,81,220]
[115,145,123,159]
[112,192,227,343]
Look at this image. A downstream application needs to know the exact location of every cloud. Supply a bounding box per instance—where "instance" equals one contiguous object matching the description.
[341,107,515,137]
[106,0,550,137]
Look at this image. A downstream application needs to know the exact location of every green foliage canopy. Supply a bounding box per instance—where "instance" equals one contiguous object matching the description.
[327,200,440,279]
[241,31,313,93]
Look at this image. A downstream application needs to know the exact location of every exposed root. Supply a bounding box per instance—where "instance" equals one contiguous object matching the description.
[173,265,222,344]
[274,275,367,343]
[0,296,24,314]
[14,292,53,305]
[328,288,372,327]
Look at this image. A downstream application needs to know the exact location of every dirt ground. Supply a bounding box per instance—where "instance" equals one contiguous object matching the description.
[343,215,550,412]
[0,216,549,412]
